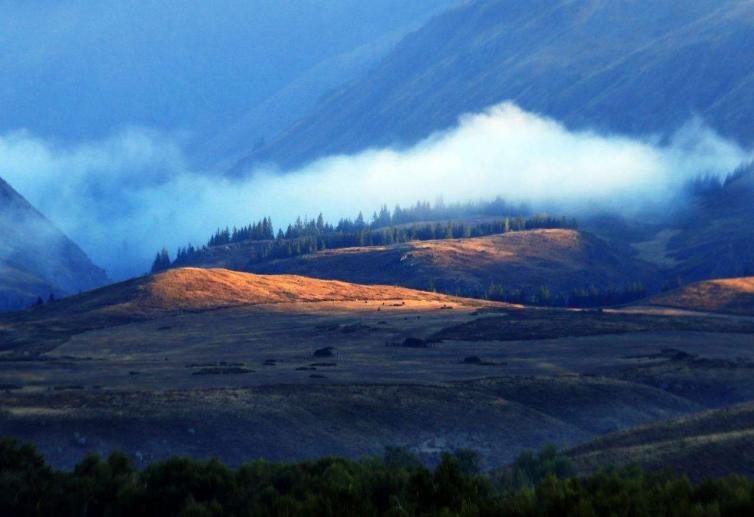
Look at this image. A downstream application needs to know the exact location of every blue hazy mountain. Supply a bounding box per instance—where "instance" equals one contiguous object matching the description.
[0,177,108,310]
[235,0,754,171]
[0,0,456,165]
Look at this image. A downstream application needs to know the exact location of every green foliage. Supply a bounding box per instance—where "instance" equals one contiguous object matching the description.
[383,446,422,470]
[0,437,55,516]
[484,282,647,308]
[206,217,274,247]
[567,281,647,308]
[498,444,576,492]
[151,247,172,273]
[2,438,752,516]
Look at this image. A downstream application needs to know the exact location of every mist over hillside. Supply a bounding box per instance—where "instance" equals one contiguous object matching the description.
[2,0,753,280]
[2,104,749,279]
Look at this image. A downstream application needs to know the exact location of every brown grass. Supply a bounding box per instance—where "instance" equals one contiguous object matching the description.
[647,277,754,315]
[248,229,658,294]
[0,267,498,354]
[113,267,476,313]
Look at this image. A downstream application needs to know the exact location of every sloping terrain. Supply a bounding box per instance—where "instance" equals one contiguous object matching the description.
[0,177,108,310]
[1,267,754,471]
[0,267,477,355]
[569,401,754,481]
[236,229,658,296]
[236,0,754,169]
[0,267,54,312]
[0,378,698,471]
[199,1,457,167]
[17,266,468,317]
[647,277,754,316]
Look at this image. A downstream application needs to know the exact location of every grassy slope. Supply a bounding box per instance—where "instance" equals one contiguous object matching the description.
[241,229,658,295]
[648,277,754,316]
[0,267,489,354]
[569,401,754,480]
[23,267,471,317]
[0,377,698,470]
[1,268,754,472]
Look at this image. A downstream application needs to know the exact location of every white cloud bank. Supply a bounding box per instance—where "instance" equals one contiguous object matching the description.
[1,102,751,279]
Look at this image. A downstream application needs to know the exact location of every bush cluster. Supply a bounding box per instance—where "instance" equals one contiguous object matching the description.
[2,439,753,516]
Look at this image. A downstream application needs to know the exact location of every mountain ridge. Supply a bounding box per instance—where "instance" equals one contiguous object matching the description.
[234,0,754,171]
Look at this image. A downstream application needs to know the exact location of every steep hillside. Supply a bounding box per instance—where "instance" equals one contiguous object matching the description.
[1,0,456,151]
[236,0,754,170]
[0,177,108,310]
[199,4,457,167]
[647,277,754,316]
[238,229,658,297]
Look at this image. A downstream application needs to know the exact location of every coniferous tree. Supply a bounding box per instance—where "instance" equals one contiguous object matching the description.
[151,248,172,273]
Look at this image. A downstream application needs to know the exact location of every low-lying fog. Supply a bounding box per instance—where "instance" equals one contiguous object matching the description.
[1,102,751,279]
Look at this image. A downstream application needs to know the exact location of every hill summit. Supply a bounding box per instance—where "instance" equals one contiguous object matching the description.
[25,267,475,322]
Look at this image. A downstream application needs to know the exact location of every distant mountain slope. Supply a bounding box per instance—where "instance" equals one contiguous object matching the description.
[236,0,754,170]
[660,165,754,282]
[1,0,457,148]
[182,229,659,296]
[199,12,455,168]
[0,177,108,310]
[647,277,754,316]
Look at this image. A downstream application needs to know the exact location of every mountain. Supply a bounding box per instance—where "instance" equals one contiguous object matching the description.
[235,0,754,171]
[199,11,455,168]
[0,267,484,354]
[1,0,456,162]
[0,177,108,310]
